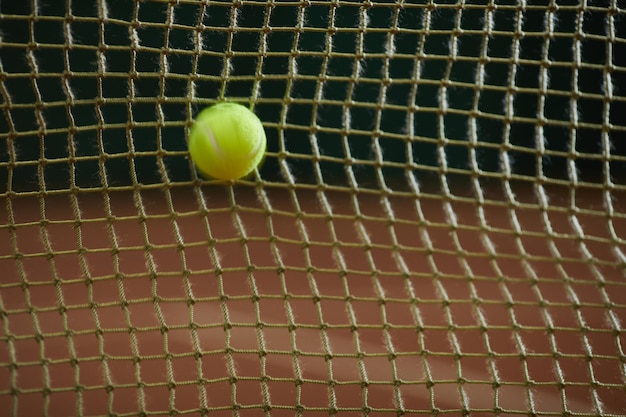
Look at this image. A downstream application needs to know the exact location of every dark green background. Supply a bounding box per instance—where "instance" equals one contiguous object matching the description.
[0,1,624,192]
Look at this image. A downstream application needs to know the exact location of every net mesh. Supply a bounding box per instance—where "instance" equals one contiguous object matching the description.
[1,1,625,416]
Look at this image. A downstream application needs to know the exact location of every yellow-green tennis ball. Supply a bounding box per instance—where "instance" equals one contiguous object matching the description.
[188,102,266,180]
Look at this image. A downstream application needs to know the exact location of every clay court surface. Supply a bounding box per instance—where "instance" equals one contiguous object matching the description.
[1,180,624,415]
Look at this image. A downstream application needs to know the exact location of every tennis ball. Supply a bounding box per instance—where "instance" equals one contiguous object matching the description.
[188,102,266,180]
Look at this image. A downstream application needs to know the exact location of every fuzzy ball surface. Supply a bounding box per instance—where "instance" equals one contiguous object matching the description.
[188,102,267,180]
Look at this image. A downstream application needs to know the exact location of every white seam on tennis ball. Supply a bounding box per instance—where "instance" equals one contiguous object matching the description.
[203,122,224,159]
[199,118,263,161]
[245,122,264,160]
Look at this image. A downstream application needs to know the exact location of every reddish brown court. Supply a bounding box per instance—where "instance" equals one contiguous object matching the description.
[1,179,625,416]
